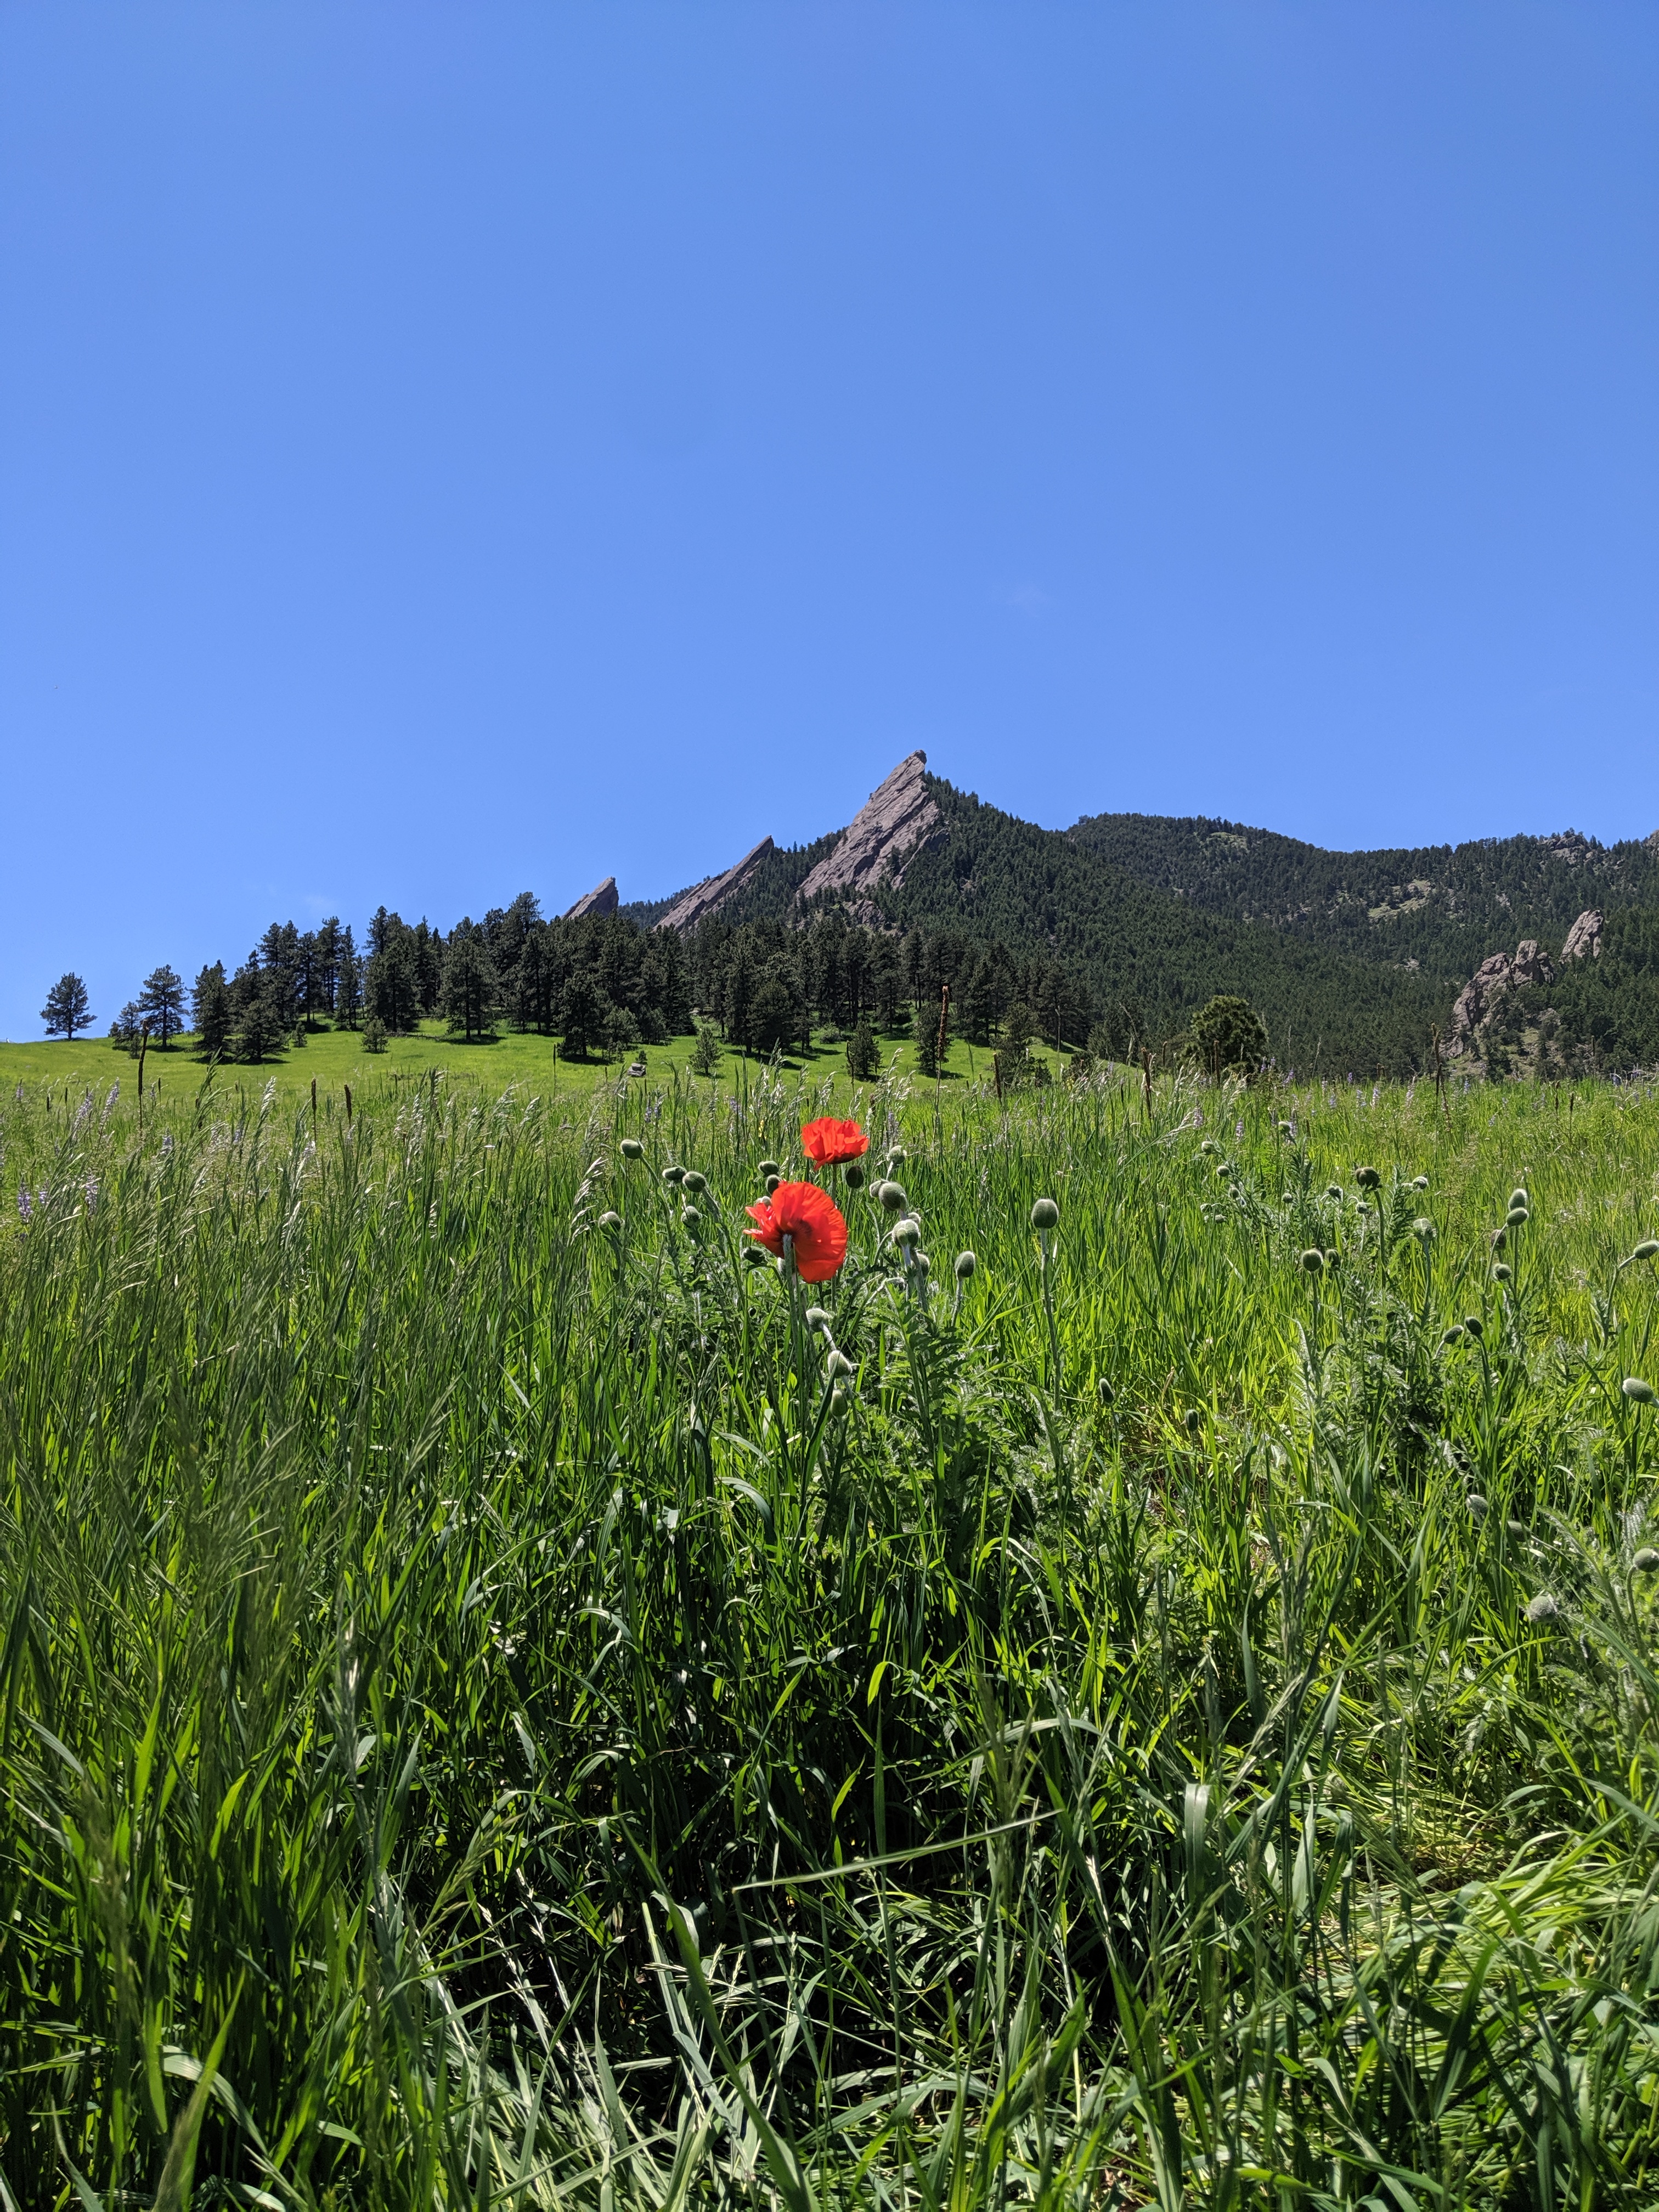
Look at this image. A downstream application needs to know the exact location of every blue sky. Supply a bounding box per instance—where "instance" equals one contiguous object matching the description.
[3,3,1657,1036]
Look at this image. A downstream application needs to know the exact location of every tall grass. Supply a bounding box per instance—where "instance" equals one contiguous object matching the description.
[4,1062,1659,2207]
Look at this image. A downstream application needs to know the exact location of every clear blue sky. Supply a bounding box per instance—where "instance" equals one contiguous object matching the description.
[3,4,1657,1037]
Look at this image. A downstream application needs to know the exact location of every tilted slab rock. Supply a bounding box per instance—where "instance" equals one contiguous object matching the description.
[563,876,618,921]
[658,837,776,934]
[797,752,944,906]
[1560,907,1604,962]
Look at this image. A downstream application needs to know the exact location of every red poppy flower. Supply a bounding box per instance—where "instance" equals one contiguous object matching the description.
[800,1116,869,1167]
[745,1181,848,1283]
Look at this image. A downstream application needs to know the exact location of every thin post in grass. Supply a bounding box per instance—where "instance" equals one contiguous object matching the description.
[935,983,949,1145]
[137,1021,150,1138]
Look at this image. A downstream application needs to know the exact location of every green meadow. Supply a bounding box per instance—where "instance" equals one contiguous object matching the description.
[4,1058,1659,2207]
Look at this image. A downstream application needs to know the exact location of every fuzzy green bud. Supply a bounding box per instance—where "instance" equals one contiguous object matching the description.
[1413,1217,1435,1240]
[913,1252,932,1276]
[1623,1378,1656,1405]
[1525,1592,1559,1624]
[1509,1188,1529,1212]
[826,1350,855,1379]
[843,1162,866,1189]
[954,1250,977,1281]
[1097,1376,1115,1406]
[1300,1248,1325,1274]
[1442,1324,1466,1344]
[1325,1184,1344,1201]
[742,1243,770,1266]
[757,1158,780,1178]
[682,1170,707,1195]
[663,1165,685,1186]
[1493,1262,1513,1283]
[1467,1493,1488,1519]
[877,1180,907,1212]
[680,1205,702,1231]
[804,1305,832,1330]
[765,1174,781,1195]
[597,1210,622,1230]
[1464,1316,1483,1339]
[1030,1197,1060,1232]
[1183,1408,1201,1436]
[620,1138,644,1161]
[1411,1175,1430,1190]
[1505,1206,1529,1228]
[1634,1241,1659,1262]
[1491,1226,1506,1251]
[1635,1548,1659,1573]
[892,1216,921,1245]
[1355,1165,1380,1190]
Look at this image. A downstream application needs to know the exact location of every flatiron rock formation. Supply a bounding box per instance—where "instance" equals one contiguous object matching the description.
[658,838,776,934]
[797,752,943,906]
[563,876,618,921]
[1560,907,1604,962]
[1450,938,1556,1049]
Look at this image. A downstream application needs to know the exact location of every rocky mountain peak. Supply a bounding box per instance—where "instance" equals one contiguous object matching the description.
[796,751,944,906]
[563,876,618,921]
[657,838,776,934]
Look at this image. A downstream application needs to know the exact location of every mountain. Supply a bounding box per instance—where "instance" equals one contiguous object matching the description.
[610,758,1659,1076]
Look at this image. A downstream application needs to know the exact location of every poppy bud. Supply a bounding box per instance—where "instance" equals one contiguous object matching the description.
[620,1138,644,1161]
[893,1217,921,1245]
[1184,1408,1201,1435]
[913,1252,932,1275]
[765,1175,781,1195]
[597,1210,622,1230]
[742,1243,770,1266]
[844,1163,866,1189]
[804,1305,832,1330]
[1464,1316,1483,1339]
[1278,1120,1294,1136]
[681,1206,701,1230]
[1636,1548,1659,1573]
[887,1147,906,1167]
[1468,1493,1488,1519]
[1412,1175,1430,1190]
[954,1250,977,1280]
[1506,1520,1527,1538]
[1413,1218,1435,1239]
[758,1159,780,1178]
[1623,1378,1656,1404]
[663,1165,685,1186]
[830,1384,850,1413]
[1491,1227,1506,1251]
[1281,1188,1293,1205]
[1505,1206,1528,1228]
[1300,1249,1324,1274]
[878,1181,907,1211]
[1442,1324,1466,1344]
[1509,1188,1529,1212]
[1097,1376,1114,1406]
[1030,1197,1060,1232]
[1355,1166,1380,1189]
[1325,1184,1344,1201]
[1199,1138,1217,1155]
[682,1170,707,1194]
[1493,1262,1513,1283]
[1635,1241,1659,1262]
[1525,1593,1559,1624]
[826,1350,855,1378]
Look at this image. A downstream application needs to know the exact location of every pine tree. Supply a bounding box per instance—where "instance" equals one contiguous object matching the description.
[136,964,186,1048]
[236,990,282,1064]
[192,964,233,1059]
[336,930,362,1029]
[41,972,92,1040]
[846,1017,881,1081]
[559,970,608,1062]
[439,923,496,1043]
[913,989,949,1077]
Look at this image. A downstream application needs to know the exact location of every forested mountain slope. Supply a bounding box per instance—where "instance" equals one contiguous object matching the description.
[1069,809,1659,983]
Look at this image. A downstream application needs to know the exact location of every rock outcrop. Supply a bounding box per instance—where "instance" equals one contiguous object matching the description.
[796,752,944,906]
[1450,938,1556,1049]
[1560,907,1604,962]
[657,838,776,935]
[563,876,618,921]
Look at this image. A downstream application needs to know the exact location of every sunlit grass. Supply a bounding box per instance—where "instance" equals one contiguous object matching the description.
[3,1061,1658,2205]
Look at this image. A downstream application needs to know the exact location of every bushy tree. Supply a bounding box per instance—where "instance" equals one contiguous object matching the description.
[846,1017,881,1081]
[1189,994,1268,1079]
[41,972,92,1040]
